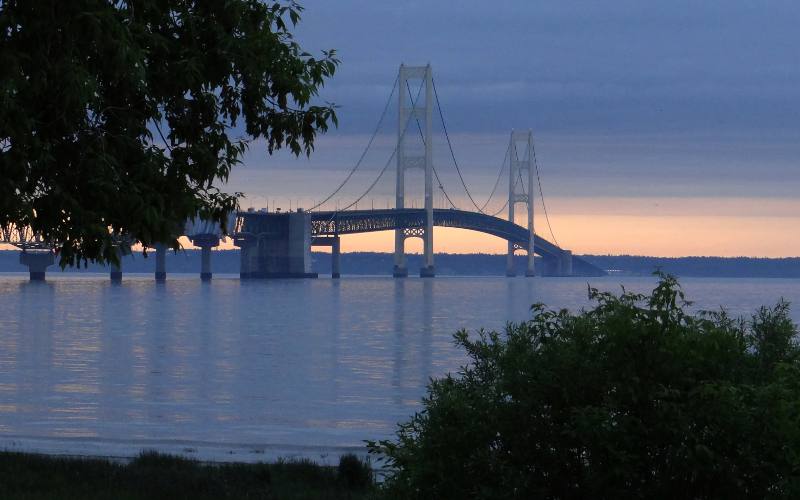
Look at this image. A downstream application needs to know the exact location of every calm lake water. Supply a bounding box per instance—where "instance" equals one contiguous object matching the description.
[1,274,799,463]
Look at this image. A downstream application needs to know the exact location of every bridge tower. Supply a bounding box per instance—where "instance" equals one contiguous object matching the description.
[507,130,535,277]
[394,64,435,278]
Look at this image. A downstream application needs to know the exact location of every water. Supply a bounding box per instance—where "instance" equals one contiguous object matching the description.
[1,274,799,463]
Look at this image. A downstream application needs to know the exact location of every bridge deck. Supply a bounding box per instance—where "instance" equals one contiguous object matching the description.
[307,208,603,275]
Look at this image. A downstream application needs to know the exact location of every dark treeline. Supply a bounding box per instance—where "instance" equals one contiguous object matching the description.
[1,250,799,278]
[585,255,800,278]
[0,451,374,499]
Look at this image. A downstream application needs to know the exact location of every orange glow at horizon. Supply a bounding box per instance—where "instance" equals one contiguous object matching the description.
[307,215,799,258]
[251,196,800,258]
[4,197,798,258]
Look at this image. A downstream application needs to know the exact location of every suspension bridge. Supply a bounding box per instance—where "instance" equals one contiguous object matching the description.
[2,64,604,280]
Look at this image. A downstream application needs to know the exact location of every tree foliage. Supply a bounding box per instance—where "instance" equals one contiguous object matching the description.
[370,274,800,499]
[0,0,337,265]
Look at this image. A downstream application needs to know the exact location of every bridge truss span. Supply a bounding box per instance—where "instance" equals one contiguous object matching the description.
[308,209,603,276]
[311,208,560,258]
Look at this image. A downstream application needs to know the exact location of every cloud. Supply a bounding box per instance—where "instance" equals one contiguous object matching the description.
[293,0,800,135]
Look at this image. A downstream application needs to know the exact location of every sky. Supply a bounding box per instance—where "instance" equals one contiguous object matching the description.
[224,0,800,257]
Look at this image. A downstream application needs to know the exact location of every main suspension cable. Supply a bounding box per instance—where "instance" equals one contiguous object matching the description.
[487,146,518,217]
[431,77,499,214]
[308,75,399,211]
[404,81,459,210]
[334,80,426,213]
[532,139,560,246]
[336,148,395,212]
[479,144,509,213]
[489,198,509,217]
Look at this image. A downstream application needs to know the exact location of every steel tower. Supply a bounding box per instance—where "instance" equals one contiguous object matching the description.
[507,130,535,277]
[393,64,435,278]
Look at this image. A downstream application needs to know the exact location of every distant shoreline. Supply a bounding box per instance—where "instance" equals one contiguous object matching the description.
[1,250,799,278]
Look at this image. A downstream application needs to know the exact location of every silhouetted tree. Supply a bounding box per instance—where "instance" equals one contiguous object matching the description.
[0,1,337,265]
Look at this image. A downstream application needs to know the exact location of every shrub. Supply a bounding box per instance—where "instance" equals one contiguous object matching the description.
[337,453,373,489]
[369,274,800,499]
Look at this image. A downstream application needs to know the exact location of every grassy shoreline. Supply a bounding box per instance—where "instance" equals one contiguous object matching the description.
[0,450,378,499]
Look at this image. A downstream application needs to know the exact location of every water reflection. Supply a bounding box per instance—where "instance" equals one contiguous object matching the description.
[391,280,405,406]
[0,275,797,460]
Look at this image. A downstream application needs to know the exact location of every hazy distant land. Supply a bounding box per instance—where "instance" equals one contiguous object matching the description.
[1,250,799,278]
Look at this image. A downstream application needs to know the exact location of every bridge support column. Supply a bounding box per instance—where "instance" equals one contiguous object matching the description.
[110,261,122,282]
[200,244,213,281]
[507,130,535,278]
[393,233,407,277]
[525,250,536,277]
[200,245,217,281]
[506,245,516,277]
[190,235,219,281]
[393,263,408,278]
[331,236,341,279]
[239,239,258,279]
[235,211,316,279]
[422,65,435,278]
[559,250,573,276]
[20,250,54,281]
[541,256,558,276]
[154,243,167,282]
[395,64,434,278]
[110,243,131,282]
[419,228,434,278]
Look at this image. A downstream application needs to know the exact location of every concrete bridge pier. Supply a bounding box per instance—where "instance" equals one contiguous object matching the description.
[559,250,573,276]
[238,238,258,279]
[310,235,341,278]
[525,250,536,277]
[506,249,516,277]
[20,250,54,281]
[154,243,167,282]
[110,253,123,282]
[331,236,341,279]
[199,244,214,281]
[393,238,408,277]
[236,211,316,279]
[110,262,122,282]
[110,243,131,282]
[540,251,573,276]
[540,256,558,276]
[420,226,434,278]
[190,235,220,281]
[392,264,408,278]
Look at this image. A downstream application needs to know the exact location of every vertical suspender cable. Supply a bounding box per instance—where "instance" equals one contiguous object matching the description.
[531,139,560,246]
[308,75,400,211]
[405,81,459,210]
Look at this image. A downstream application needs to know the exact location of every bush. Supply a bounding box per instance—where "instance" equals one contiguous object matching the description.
[337,453,373,489]
[369,274,800,499]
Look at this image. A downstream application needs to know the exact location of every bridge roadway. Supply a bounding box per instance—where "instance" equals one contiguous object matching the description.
[312,208,559,256]
[301,208,601,276]
[235,208,605,276]
[6,208,604,279]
